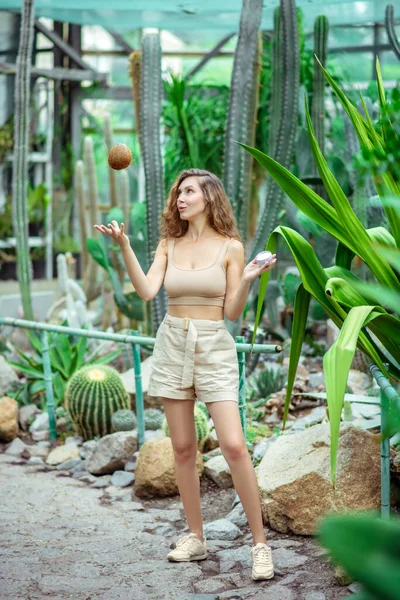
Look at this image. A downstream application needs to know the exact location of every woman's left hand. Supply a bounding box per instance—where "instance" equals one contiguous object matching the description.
[242,254,277,283]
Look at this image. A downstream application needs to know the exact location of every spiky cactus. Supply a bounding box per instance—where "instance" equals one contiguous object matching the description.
[311,15,329,196]
[385,5,400,61]
[248,0,300,261]
[75,160,89,276]
[103,114,118,207]
[223,0,263,241]
[144,408,164,431]
[129,50,143,150]
[139,33,168,333]
[83,136,100,301]
[12,0,35,321]
[65,365,130,441]
[162,404,210,449]
[112,409,137,431]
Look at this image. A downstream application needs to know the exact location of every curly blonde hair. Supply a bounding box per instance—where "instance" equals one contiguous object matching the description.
[158,169,244,245]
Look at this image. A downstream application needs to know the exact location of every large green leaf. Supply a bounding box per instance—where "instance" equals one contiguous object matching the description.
[87,237,110,271]
[7,361,44,379]
[323,305,387,484]
[318,513,400,600]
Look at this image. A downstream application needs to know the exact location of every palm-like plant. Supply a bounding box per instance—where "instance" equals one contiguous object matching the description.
[240,57,400,485]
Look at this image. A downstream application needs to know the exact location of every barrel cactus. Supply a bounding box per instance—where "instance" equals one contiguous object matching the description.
[144,408,164,431]
[162,404,210,449]
[112,408,137,432]
[196,401,209,419]
[65,365,130,441]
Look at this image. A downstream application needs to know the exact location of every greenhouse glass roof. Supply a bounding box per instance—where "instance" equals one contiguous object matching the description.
[1,0,399,31]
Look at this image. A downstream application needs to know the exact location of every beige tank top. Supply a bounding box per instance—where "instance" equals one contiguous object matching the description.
[164,237,233,307]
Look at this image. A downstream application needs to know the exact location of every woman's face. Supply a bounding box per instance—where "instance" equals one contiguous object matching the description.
[176,176,207,220]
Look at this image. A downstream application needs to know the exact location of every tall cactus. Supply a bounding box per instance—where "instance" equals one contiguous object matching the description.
[129,50,143,150]
[120,169,130,235]
[139,33,168,333]
[248,0,300,261]
[103,113,118,207]
[385,5,400,60]
[311,15,329,195]
[75,160,89,276]
[222,0,263,241]
[82,136,100,301]
[12,0,35,321]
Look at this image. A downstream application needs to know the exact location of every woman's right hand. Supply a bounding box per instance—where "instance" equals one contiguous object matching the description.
[94,220,130,249]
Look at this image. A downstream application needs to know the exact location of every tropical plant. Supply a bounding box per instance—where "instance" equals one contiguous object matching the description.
[240,57,400,485]
[6,326,122,408]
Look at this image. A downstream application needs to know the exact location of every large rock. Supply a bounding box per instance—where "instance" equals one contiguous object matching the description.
[203,454,233,489]
[85,431,138,475]
[0,356,19,397]
[0,396,19,442]
[257,423,388,535]
[134,437,203,498]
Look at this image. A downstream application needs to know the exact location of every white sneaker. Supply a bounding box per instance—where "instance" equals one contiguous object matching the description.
[251,543,274,580]
[167,532,208,562]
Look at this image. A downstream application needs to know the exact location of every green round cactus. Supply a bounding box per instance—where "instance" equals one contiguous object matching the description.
[144,408,164,431]
[196,401,209,418]
[112,409,137,431]
[65,365,130,441]
[162,403,210,447]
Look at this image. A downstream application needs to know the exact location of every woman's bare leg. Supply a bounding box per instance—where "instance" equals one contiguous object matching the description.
[161,397,205,542]
[206,400,267,545]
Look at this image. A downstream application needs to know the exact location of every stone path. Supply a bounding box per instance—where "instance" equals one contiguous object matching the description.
[0,453,354,600]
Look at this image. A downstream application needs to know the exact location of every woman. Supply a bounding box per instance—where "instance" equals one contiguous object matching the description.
[94,168,277,582]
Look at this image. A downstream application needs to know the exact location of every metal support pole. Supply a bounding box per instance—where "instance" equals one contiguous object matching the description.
[131,331,145,450]
[41,330,57,440]
[236,335,247,443]
[380,388,391,518]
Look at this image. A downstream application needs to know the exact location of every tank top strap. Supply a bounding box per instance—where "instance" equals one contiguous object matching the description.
[216,237,232,266]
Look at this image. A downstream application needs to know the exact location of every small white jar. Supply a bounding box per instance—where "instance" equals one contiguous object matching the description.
[254,250,273,266]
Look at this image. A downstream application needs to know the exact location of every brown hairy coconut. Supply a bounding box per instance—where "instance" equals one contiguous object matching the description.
[108,144,132,170]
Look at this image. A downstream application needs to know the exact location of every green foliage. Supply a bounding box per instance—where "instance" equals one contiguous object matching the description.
[251,364,285,400]
[162,76,229,192]
[6,326,122,408]
[354,85,400,186]
[66,364,130,441]
[318,513,400,600]
[162,403,210,446]
[245,423,271,446]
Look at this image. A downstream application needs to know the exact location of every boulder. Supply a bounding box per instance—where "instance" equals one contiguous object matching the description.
[257,423,388,535]
[0,396,19,442]
[0,356,19,397]
[134,437,203,498]
[85,431,138,475]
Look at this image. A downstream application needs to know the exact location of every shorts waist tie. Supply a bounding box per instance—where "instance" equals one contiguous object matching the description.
[181,319,197,388]
[162,315,226,389]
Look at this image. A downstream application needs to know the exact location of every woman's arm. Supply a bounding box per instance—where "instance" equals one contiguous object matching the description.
[94,220,167,301]
[224,240,277,321]
[224,241,249,321]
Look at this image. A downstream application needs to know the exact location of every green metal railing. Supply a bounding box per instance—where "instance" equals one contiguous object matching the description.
[1,316,397,518]
[0,317,281,450]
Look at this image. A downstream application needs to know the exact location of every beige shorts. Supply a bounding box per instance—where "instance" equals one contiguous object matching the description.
[148,313,239,403]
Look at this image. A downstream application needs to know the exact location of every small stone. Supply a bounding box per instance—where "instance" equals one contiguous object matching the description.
[303,593,326,600]
[203,518,243,541]
[111,470,135,487]
[5,437,27,456]
[348,582,363,594]
[29,412,49,432]
[27,456,45,465]
[78,473,97,484]
[55,457,82,470]
[90,475,112,488]
[124,460,136,472]
[46,443,80,466]
[31,430,50,441]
